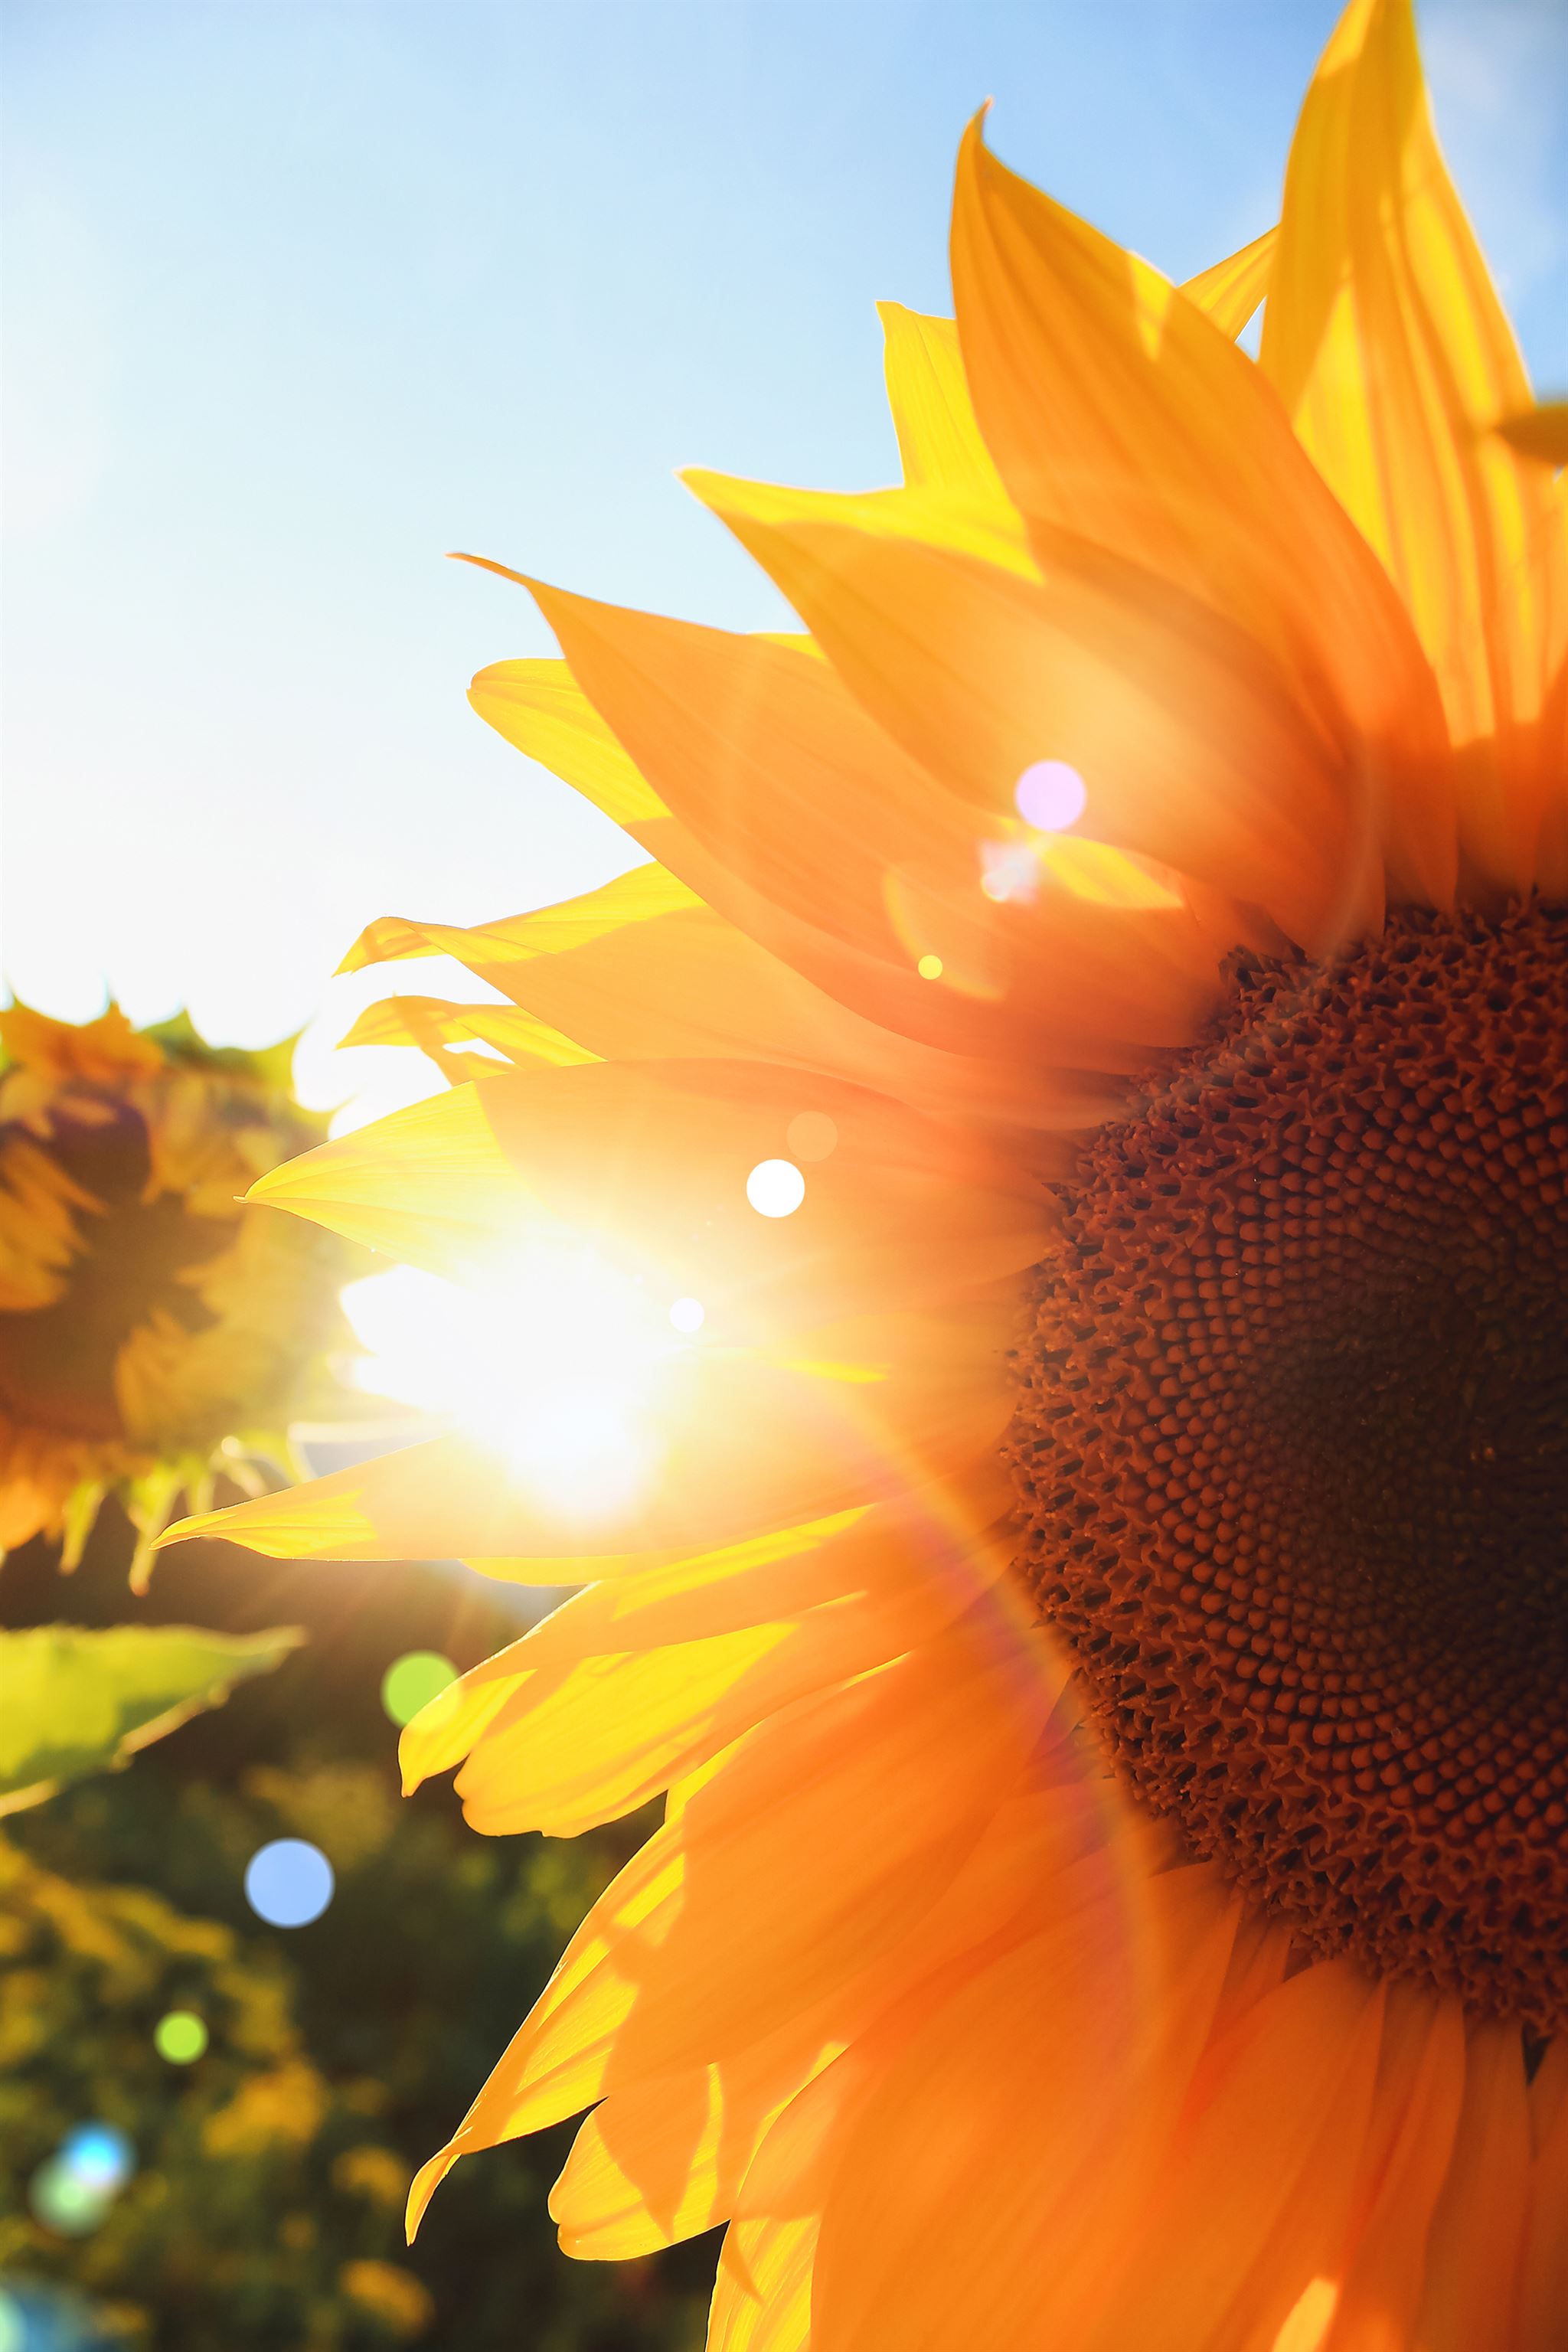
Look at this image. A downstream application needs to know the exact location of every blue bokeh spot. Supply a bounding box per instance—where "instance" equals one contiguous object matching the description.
[243,1838,335,1928]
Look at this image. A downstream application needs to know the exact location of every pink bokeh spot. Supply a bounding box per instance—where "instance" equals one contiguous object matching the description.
[1014,760,1087,831]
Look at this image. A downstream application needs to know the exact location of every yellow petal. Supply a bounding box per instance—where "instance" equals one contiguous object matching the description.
[409,1609,1054,2228]
[710,2218,816,2352]
[550,2014,837,2259]
[338,863,698,978]
[337,996,595,1070]
[248,1081,534,1278]
[449,1573,981,1838]
[1179,225,1277,339]
[407,1829,687,2233]
[877,302,1014,508]
[459,647,665,824]
[883,238,1276,547]
[697,465,1038,583]
[416,1491,1015,1836]
[1261,0,1568,891]
[529,566,1275,1053]
[462,1483,1010,1674]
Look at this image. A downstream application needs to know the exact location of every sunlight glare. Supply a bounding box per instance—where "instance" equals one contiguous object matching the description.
[341,1241,679,1524]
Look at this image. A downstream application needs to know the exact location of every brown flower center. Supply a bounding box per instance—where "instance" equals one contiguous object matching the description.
[1008,903,1568,2030]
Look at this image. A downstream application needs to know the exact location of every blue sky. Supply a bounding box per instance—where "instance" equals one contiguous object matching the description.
[4,0,1565,1115]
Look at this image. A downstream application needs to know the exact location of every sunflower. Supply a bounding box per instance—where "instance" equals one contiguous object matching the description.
[167,2,1567,2343]
[1,1004,359,1583]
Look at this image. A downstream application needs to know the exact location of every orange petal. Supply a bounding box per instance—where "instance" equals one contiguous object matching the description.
[1520,2038,1568,2352]
[518,577,984,953]
[949,113,1455,911]
[248,1058,1051,1331]
[342,898,1109,1136]
[407,1828,687,2233]
[686,475,1374,951]
[1413,2020,1531,2351]
[808,1865,1240,2352]
[527,573,1252,1047]
[463,648,1165,1113]
[1319,1984,1466,2351]
[544,1677,1102,2265]
[408,1610,1054,2227]
[1261,0,1568,894]
[558,1609,1055,2090]
[1080,1963,1387,2352]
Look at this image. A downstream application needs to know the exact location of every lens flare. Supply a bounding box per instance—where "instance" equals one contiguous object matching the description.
[245,1838,335,1928]
[978,841,1040,904]
[786,1112,838,1163]
[1014,760,1087,831]
[60,2125,134,2194]
[155,2011,209,2064]
[29,2158,109,2238]
[381,1651,459,1726]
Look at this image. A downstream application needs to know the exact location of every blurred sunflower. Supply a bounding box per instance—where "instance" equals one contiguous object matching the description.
[168,2,1567,2345]
[1,1004,359,1583]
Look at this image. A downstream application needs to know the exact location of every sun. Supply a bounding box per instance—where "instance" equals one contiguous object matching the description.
[341,1241,680,1526]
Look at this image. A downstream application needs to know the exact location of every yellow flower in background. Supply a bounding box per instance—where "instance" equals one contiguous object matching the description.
[169,2,1566,2346]
[0,1003,359,1583]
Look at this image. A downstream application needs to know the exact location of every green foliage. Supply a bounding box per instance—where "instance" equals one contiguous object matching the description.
[0,1625,303,1816]
[2,1753,713,2351]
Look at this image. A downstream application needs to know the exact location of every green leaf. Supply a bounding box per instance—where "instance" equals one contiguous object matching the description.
[0,1624,305,1815]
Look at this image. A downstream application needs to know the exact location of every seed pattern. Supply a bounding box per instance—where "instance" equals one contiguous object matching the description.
[1008,903,1568,2028]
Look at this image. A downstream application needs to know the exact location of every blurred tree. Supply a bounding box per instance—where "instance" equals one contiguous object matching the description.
[0,1512,717,2350]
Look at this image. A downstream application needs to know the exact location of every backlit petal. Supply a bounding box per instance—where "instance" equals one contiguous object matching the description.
[1261,0,1568,893]
[1180,225,1277,340]
[686,474,1374,949]
[950,114,1455,910]
[164,1297,1018,1566]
